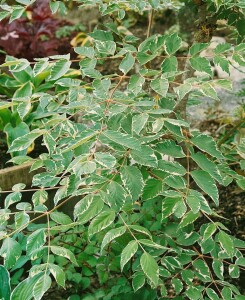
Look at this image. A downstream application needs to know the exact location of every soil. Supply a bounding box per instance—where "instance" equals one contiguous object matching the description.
[0,132,11,169]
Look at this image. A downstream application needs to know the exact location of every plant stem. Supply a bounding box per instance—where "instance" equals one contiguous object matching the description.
[147,9,154,38]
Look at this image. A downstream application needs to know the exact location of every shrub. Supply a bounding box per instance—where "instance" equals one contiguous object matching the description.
[0,0,244,299]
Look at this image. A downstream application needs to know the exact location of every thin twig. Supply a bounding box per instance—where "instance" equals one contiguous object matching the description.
[147,9,154,38]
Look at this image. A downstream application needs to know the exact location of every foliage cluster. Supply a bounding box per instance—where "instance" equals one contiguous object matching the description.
[0,0,245,299]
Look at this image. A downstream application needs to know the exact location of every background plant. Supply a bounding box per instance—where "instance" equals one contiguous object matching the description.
[0,0,245,299]
[0,0,74,62]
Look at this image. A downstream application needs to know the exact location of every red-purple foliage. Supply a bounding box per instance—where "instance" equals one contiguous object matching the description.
[0,0,74,62]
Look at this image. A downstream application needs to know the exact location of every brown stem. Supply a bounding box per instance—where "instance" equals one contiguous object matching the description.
[147,9,154,38]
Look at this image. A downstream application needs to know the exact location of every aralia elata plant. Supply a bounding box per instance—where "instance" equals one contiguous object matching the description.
[0,0,245,299]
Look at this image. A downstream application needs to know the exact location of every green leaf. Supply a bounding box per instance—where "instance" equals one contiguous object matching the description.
[236,257,245,267]
[33,59,49,76]
[181,269,194,285]
[191,134,223,159]
[162,197,182,219]
[32,173,60,188]
[128,74,145,95]
[9,7,25,22]
[188,190,212,214]
[101,226,126,252]
[214,79,233,91]
[95,40,116,55]
[186,191,201,214]
[0,238,21,269]
[50,211,72,225]
[160,284,167,297]
[156,140,185,158]
[150,77,169,97]
[0,11,10,22]
[132,113,149,135]
[48,59,71,81]
[94,152,116,169]
[11,273,43,300]
[49,263,66,288]
[185,286,202,300]
[15,212,30,231]
[174,200,187,218]
[4,122,30,157]
[158,159,186,176]
[130,145,158,167]
[142,178,163,200]
[213,55,230,74]
[163,256,182,270]
[132,272,145,292]
[165,33,182,55]
[53,186,67,206]
[200,83,219,100]
[90,29,113,41]
[174,83,192,100]
[164,118,189,127]
[179,211,199,228]
[67,160,96,177]
[229,265,240,278]
[212,259,224,280]
[140,252,159,287]
[139,239,167,250]
[74,194,104,224]
[33,274,51,300]
[152,119,164,133]
[74,46,95,58]
[62,131,98,153]
[102,130,141,150]
[121,166,144,201]
[0,265,10,300]
[234,296,245,300]
[214,43,231,55]
[119,53,135,74]
[193,259,211,282]
[137,52,156,65]
[88,210,115,237]
[191,152,222,182]
[4,192,22,208]
[161,56,178,73]
[32,190,48,206]
[120,240,138,271]
[8,129,45,152]
[128,225,152,238]
[50,246,78,266]
[217,231,235,257]
[237,19,245,37]
[191,170,219,205]
[190,43,209,56]
[203,223,217,241]
[190,56,212,77]
[172,278,183,295]
[206,288,220,300]
[13,81,32,100]
[49,1,60,14]
[106,181,126,211]
[17,101,31,120]
[221,287,232,299]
